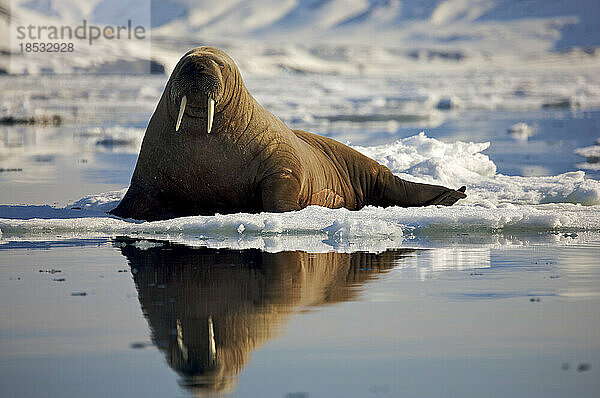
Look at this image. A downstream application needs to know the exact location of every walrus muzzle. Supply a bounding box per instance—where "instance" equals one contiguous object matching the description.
[170,57,222,134]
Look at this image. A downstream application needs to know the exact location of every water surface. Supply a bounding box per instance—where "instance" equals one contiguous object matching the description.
[1,239,598,397]
[1,72,600,397]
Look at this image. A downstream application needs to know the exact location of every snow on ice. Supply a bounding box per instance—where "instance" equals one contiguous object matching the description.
[2,133,599,252]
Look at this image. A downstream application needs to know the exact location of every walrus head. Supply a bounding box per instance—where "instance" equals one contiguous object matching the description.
[168,47,239,134]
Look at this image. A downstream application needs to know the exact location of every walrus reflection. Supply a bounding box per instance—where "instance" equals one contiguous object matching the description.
[118,240,416,394]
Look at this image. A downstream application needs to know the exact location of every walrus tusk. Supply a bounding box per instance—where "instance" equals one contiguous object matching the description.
[175,95,187,132]
[176,318,188,360]
[207,97,215,134]
[208,316,216,362]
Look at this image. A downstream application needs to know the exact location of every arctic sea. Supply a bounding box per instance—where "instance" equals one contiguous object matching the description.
[1,71,599,397]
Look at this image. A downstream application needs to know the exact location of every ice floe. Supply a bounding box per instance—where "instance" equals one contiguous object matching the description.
[1,134,600,252]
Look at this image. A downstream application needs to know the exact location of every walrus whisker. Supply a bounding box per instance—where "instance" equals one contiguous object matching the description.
[176,95,187,132]
[207,97,215,134]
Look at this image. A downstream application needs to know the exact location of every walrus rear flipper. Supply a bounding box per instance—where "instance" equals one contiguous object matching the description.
[378,171,466,207]
[423,185,467,206]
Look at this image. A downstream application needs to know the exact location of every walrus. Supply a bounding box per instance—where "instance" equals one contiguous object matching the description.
[110,47,466,221]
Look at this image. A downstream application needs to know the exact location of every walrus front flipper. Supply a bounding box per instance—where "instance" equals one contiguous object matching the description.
[109,185,170,221]
[377,170,466,207]
[260,169,303,213]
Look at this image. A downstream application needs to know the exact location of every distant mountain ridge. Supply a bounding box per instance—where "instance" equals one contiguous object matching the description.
[13,0,600,50]
[3,0,599,74]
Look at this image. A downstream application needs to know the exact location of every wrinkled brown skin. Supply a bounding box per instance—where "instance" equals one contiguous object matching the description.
[110,47,466,221]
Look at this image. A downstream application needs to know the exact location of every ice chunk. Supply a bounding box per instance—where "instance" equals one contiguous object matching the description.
[2,134,600,252]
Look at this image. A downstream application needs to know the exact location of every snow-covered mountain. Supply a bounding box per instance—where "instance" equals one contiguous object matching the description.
[141,0,598,49]
[2,0,599,74]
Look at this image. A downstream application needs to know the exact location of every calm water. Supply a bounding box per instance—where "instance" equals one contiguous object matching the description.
[1,74,600,396]
[1,240,599,397]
